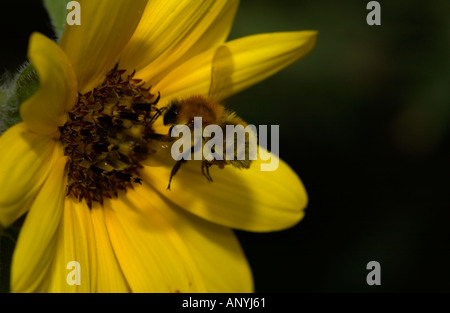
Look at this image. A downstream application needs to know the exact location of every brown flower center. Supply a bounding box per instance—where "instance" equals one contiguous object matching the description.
[58,65,161,208]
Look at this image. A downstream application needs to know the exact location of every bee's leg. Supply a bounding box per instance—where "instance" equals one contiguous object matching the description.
[201,161,213,182]
[167,146,195,190]
[167,159,186,190]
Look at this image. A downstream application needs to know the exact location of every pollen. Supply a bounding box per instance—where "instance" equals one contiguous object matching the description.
[58,65,161,208]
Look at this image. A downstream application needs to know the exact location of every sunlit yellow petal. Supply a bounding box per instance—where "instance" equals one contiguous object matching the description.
[59,0,147,93]
[20,33,77,136]
[0,123,61,228]
[90,207,130,292]
[156,31,317,102]
[103,187,206,292]
[123,0,239,85]
[11,154,66,292]
[45,200,129,293]
[176,0,239,67]
[143,148,307,232]
[137,186,253,292]
[45,199,95,292]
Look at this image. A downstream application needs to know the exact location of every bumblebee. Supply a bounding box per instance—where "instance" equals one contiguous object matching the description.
[160,46,255,189]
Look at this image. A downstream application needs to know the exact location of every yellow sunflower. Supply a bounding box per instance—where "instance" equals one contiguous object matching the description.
[0,0,316,292]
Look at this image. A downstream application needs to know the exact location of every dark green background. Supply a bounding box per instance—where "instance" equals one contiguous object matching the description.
[1,0,449,292]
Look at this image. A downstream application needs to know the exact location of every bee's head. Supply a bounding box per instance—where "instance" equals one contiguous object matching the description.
[163,101,180,125]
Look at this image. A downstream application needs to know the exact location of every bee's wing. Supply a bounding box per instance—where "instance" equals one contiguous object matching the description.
[208,45,234,101]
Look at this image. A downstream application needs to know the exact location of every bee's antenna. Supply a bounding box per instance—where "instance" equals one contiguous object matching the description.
[150,106,167,123]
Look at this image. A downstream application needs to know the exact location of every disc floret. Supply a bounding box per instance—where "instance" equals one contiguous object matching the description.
[59,66,161,208]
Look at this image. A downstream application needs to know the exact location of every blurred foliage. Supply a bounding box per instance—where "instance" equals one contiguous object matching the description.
[229,0,450,293]
[43,0,71,39]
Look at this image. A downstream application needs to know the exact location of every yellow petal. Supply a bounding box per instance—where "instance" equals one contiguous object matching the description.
[45,200,129,292]
[59,0,148,93]
[0,123,61,228]
[10,154,67,292]
[45,199,94,292]
[143,148,308,232]
[90,207,130,292]
[20,33,77,136]
[137,186,253,292]
[103,186,206,292]
[155,31,318,102]
[121,0,238,85]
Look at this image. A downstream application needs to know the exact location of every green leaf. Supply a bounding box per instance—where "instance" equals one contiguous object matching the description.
[0,63,38,134]
[0,89,5,105]
[43,0,72,40]
[15,64,39,104]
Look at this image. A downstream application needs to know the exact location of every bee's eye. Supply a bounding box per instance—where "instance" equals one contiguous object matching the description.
[163,104,179,125]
